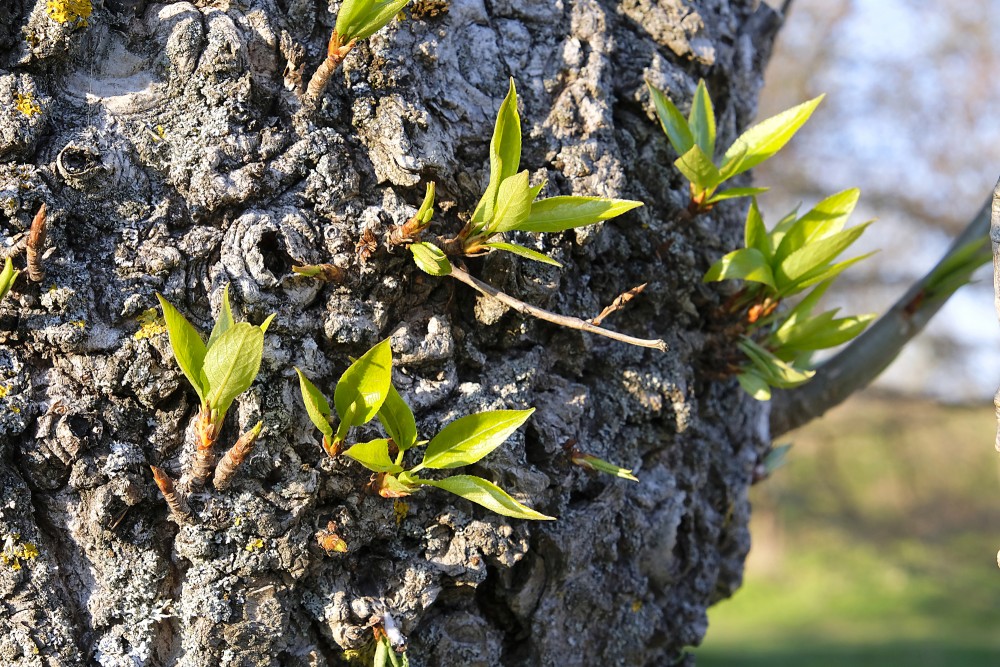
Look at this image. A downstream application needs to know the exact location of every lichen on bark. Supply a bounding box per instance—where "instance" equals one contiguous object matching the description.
[0,1,782,665]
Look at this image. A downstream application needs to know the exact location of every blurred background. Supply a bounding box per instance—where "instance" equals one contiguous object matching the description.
[697,0,1000,664]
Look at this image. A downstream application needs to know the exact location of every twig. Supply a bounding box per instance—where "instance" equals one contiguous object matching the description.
[27,203,46,282]
[151,466,190,521]
[992,179,1000,455]
[213,421,263,490]
[447,264,667,351]
[305,32,356,102]
[590,283,647,326]
[769,188,994,437]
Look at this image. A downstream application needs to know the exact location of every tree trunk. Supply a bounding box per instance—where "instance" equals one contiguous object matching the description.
[0,1,783,665]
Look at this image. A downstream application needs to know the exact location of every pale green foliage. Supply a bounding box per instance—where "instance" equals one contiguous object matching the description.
[570,452,639,482]
[0,257,20,302]
[336,0,411,42]
[296,340,552,520]
[157,285,270,417]
[648,78,822,210]
[407,78,642,271]
[705,194,875,400]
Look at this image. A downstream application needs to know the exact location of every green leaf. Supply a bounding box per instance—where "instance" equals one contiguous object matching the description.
[516,196,643,233]
[572,453,639,482]
[419,409,534,470]
[777,312,875,352]
[703,248,776,289]
[484,242,562,267]
[785,251,877,295]
[737,370,772,401]
[207,284,235,350]
[647,82,695,156]
[202,322,264,417]
[334,338,393,428]
[471,78,522,226]
[295,367,334,439]
[410,242,452,276]
[689,79,716,158]
[740,338,814,388]
[706,187,769,205]
[156,294,209,403]
[674,144,722,192]
[487,171,534,234]
[743,198,770,259]
[415,181,436,225]
[336,0,411,42]
[775,222,872,290]
[775,189,861,262]
[0,257,19,301]
[344,438,403,473]
[259,313,276,334]
[720,95,824,179]
[374,636,389,667]
[925,236,992,297]
[416,475,554,520]
[377,383,418,451]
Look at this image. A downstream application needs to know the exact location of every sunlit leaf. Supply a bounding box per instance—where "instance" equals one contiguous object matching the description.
[737,370,772,401]
[487,171,534,234]
[416,474,555,520]
[720,95,824,179]
[207,283,235,350]
[344,438,403,473]
[410,242,452,276]
[334,338,393,428]
[156,294,208,403]
[775,222,872,290]
[647,82,695,156]
[743,198,770,259]
[378,383,418,451]
[0,257,19,301]
[472,78,522,226]
[203,322,264,417]
[775,188,861,262]
[419,409,534,470]
[296,367,334,439]
[675,144,722,192]
[484,242,562,267]
[703,248,776,288]
[706,187,769,204]
[336,0,411,42]
[516,196,643,233]
[688,79,716,158]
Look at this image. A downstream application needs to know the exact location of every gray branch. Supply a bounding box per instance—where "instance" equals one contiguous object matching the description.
[770,184,996,437]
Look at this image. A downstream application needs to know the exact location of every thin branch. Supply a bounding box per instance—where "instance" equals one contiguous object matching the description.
[769,188,994,437]
[590,283,647,326]
[992,178,1000,455]
[447,265,668,352]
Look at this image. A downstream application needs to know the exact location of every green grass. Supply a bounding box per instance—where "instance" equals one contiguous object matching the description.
[695,392,1000,666]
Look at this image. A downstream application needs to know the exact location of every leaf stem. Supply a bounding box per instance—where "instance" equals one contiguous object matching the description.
[447,264,668,351]
[769,189,994,437]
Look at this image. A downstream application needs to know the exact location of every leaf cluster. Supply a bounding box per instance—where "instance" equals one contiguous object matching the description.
[704,193,876,400]
[297,339,553,520]
[157,285,273,422]
[648,79,822,211]
[410,79,642,275]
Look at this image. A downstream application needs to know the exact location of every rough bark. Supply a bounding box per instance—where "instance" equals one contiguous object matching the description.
[0,1,781,665]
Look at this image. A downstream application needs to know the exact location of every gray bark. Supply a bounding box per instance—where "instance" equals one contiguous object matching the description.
[0,1,781,665]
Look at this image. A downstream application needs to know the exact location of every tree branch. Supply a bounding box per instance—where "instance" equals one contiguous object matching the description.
[447,265,668,352]
[992,179,1000,455]
[769,186,995,437]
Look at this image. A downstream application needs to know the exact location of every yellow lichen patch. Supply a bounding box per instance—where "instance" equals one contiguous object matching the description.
[14,92,41,118]
[393,499,409,525]
[0,384,9,400]
[134,308,167,340]
[2,533,40,570]
[46,0,92,25]
[245,538,264,552]
[631,599,643,613]
[70,319,86,329]
[411,0,450,20]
